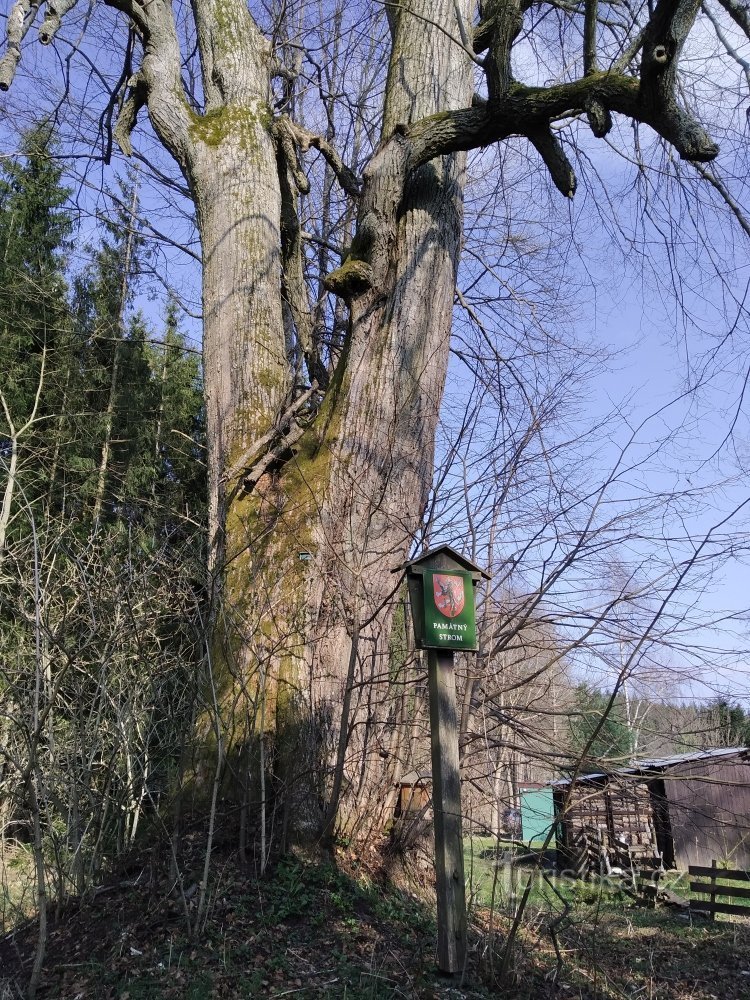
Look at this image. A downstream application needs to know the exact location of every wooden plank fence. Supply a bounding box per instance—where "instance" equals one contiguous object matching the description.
[688,861,750,918]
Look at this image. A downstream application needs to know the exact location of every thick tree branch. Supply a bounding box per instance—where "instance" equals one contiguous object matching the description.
[475,0,712,169]
[473,16,493,54]
[528,127,576,197]
[474,0,535,54]
[222,383,320,495]
[640,0,700,110]
[483,0,523,99]
[0,0,193,166]
[716,0,750,40]
[38,0,78,45]
[106,0,193,169]
[239,421,308,495]
[326,54,718,302]
[583,0,598,74]
[406,72,717,171]
[273,116,323,386]
[289,121,361,198]
[274,115,310,195]
[0,0,40,91]
[113,71,147,157]
[585,96,612,138]
[274,113,358,387]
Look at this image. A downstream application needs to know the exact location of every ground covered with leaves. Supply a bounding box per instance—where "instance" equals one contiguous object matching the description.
[2,834,750,999]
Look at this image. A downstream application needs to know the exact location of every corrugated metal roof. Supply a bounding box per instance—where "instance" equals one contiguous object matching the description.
[553,746,749,786]
[624,746,748,769]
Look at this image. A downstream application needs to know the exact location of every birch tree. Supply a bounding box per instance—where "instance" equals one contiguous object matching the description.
[2,0,747,837]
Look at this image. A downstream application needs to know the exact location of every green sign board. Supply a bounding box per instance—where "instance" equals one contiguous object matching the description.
[422,570,477,650]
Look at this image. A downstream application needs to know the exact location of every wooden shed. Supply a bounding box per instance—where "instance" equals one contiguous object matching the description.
[554,747,750,874]
[394,770,431,818]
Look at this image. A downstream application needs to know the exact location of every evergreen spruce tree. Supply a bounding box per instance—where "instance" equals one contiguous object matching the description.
[705,698,750,748]
[568,683,634,773]
[0,139,207,926]
[0,122,72,535]
[146,295,205,535]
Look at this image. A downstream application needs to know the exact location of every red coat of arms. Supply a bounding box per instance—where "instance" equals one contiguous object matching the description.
[433,573,465,618]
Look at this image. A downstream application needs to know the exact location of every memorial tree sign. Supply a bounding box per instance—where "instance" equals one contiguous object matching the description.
[403,545,490,975]
[423,570,478,650]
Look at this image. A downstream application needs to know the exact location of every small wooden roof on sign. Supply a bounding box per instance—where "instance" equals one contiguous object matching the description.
[397,769,432,787]
[399,544,491,579]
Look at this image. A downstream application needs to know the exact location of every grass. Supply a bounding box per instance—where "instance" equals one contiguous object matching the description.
[462,835,750,998]
[464,835,561,912]
[463,836,750,999]
[465,836,750,916]
[3,832,750,998]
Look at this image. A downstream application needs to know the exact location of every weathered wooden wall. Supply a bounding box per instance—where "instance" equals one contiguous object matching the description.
[555,777,657,873]
[662,759,750,869]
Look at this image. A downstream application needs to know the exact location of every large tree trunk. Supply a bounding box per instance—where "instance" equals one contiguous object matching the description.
[182,0,474,837]
[191,116,288,587]
[287,0,474,831]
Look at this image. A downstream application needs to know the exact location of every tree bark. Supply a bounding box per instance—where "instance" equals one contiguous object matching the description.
[284,0,475,829]
[172,0,476,835]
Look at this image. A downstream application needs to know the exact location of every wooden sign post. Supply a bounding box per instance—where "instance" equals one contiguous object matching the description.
[402,545,490,975]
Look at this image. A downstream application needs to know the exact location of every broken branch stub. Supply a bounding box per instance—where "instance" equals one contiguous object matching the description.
[39,0,79,45]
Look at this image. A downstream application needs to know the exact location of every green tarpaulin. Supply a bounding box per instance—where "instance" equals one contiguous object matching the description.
[520,787,554,844]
